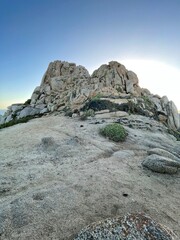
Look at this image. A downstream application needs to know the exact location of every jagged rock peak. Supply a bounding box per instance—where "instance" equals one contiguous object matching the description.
[30,60,142,111]
[40,60,90,85]
[1,60,180,131]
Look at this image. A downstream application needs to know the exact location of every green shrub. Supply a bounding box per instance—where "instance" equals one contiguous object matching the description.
[81,99,121,112]
[100,123,128,142]
[80,109,95,121]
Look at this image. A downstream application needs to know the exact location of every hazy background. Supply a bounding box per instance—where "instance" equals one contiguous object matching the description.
[0,0,180,111]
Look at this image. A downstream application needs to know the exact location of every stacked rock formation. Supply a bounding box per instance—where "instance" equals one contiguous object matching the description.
[0,60,179,130]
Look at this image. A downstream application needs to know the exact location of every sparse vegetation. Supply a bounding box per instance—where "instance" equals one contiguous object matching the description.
[64,108,73,117]
[80,109,95,120]
[167,128,180,141]
[100,123,128,142]
[0,115,42,129]
[81,99,122,112]
[141,95,153,107]
[24,99,31,105]
[91,93,103,101]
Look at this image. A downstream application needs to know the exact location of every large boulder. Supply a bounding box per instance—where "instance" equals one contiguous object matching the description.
[17,107,41,119]
[33,61,91,111]
[142,154,180,174]
[166,101,180,130]
[74,212,174,240]
[148,148,180,162]
[91,61,140,96]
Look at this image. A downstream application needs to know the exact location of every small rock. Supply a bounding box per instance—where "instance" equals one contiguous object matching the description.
[113,150,135,159]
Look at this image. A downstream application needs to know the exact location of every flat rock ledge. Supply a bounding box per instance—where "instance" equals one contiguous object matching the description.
[74,212,175,240]
[142,154,180,174]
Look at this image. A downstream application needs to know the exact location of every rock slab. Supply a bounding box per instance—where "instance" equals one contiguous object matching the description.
[142,154,180,174]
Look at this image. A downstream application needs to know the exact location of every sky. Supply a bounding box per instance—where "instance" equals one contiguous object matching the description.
[0,0,180,110]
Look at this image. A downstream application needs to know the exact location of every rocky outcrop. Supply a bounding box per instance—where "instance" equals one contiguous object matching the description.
[0,104,45,125]
[29,60,142,112]
[1,60,179,131]
[31,61,91,112]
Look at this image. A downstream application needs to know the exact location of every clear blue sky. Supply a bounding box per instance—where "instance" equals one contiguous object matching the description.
[0,0,180,109]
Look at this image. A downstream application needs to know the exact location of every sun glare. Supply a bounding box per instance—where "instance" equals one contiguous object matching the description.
[121,59,180,110]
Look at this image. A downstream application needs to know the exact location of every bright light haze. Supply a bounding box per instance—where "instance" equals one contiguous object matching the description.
[0,0,180,110]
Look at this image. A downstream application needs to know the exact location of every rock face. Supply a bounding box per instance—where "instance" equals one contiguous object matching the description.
[1,60,180,130]
[74,212,174,240]
[30,60,142,112]
[31,61,91,112]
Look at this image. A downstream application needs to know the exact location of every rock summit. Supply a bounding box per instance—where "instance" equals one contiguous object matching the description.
[1,60,180,131]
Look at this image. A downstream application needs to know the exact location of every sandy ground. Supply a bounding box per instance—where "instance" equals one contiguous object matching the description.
[0,114,179,239]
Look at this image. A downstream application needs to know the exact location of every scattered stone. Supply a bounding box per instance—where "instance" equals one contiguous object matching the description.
[142,154,180,174]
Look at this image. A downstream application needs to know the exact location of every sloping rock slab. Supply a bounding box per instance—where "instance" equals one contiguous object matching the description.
[148,148,180,162]
[74,212,175,240]
[142,154,180,174]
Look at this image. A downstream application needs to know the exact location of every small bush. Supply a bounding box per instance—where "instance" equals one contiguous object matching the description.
[100,123,128,142]
[80,109,95,121]
[81,99,121,112]
[80,114,88,121]
[64,109,73,117]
